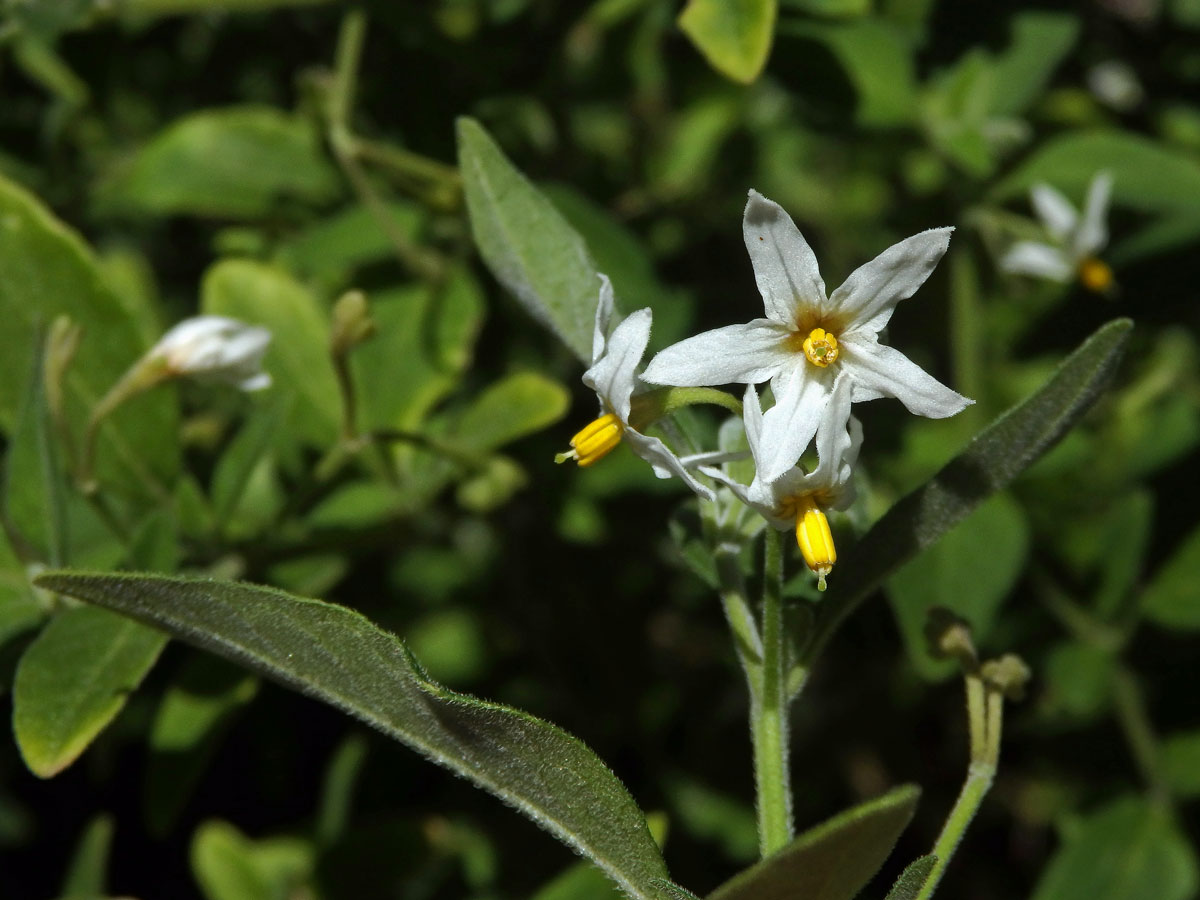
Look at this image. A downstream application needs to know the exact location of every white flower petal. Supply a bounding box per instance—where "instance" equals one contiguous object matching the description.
[808,375,854,485]
[238,372,273,391]
[830,227,954,337]
[1031,183,1078,241]
[641,320,793,387]
[742,383,764,462]
[999,241,1074,282]
[583,306,650,420]
[592,274,615,364]
[153,315,242,355]
[743,190,828,325]
[151,315,272,391]
[625,430,715,501]
[1075,171,1113,258]
[841,335,972,419]
[757,367,834,483]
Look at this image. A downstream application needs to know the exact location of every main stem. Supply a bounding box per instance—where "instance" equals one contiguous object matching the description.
[752,529,793,856]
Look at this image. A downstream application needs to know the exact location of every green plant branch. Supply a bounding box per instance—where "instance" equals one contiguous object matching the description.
[1112,665,1170,804]
[915,675,1003,900]
[751,527,793,857]
[326,11,445,282]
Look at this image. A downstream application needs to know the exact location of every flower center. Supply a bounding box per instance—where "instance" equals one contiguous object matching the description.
[555,413,623,467]
[1078,257,1114,293]
[801,328,839,368]
[794,494,836,591]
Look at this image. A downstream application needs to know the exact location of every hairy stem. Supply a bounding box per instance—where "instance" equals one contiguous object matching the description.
[752,528,793,856]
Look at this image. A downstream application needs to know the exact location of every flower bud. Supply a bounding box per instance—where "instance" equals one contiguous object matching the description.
[149,316,272,391]
[330,290,376,357]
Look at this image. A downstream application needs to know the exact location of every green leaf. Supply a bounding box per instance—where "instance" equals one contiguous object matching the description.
[992,132,1200,215]
[146,655,258,835]
[1041,641,1115,721]
[450,371,570,454]
[1162,730,1200,798]
[543,185,694,350]
[4,333,69,565]
[1092,490,1153,620]
[122,0,333,17]
[989,12,1079,116]
[457,117,601,363]
[352,268,484,434]
[534,863,627,900]
[96,106,339,219]
[884,854,937,900]
[1142,521,1200,629]
[888,493,1029,680]
[275,200,425,289]
[0,174,179,499]
[12,605,167,777]
[0,545,44,657]
[665,776,757,862]
[210,397,287,537]
[315,733,369,847]
[782,21,917,127]
[780,0,869,18]
[191,820,314,900]
[34,571,677,900]
[200,259,340,448]
[60,813,114,899]
[1030,795,1199,900]
[816,319,1131,639]
[678,0,777,84]
[707,785,920,900]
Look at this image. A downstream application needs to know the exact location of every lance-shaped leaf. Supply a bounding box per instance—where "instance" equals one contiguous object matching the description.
[458,117,600,363]
[884,855,937,900]
[707,785,920,900]
[812,318,1132,649]
[32,572,676,900]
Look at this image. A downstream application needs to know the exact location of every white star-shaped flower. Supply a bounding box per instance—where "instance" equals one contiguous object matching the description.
[641,190,971,483]
[704,380,862,589]
[557,276,715,501]
[1000,171,1114,292]
[150,315,273,391]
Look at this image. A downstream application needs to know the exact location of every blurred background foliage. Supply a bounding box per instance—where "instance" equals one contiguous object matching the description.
[1,0,1199,898]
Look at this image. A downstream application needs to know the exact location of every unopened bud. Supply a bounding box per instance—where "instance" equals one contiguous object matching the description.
[924,607,978,669]
[981,653,1032,701]
[148,315,272,391]
[331,290,375,357]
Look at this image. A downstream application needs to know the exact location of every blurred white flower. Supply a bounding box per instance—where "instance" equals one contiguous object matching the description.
[557,276,715,501]
[150,315,272,391]
[1087,60,1144,112]
[1001,172,1115,293]
[642,189,970,483]
[703,381,862,590]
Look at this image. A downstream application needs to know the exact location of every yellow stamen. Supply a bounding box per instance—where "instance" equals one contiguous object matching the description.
[555,413,623,467]
[1078,257,1114,293]
[794,495,836,592]
[801,328,839,368]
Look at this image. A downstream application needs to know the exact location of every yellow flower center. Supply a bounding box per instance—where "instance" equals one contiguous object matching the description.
[794,494,836,592]
[801,328,839,368]
[556,413,623,467]
[1078,257,1114,293]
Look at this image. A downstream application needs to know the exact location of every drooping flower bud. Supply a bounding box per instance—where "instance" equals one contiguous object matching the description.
[149,316,272,391]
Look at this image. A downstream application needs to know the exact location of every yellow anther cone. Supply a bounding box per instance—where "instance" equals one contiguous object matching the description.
[795,496,836,591]
[556,413,623,467]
